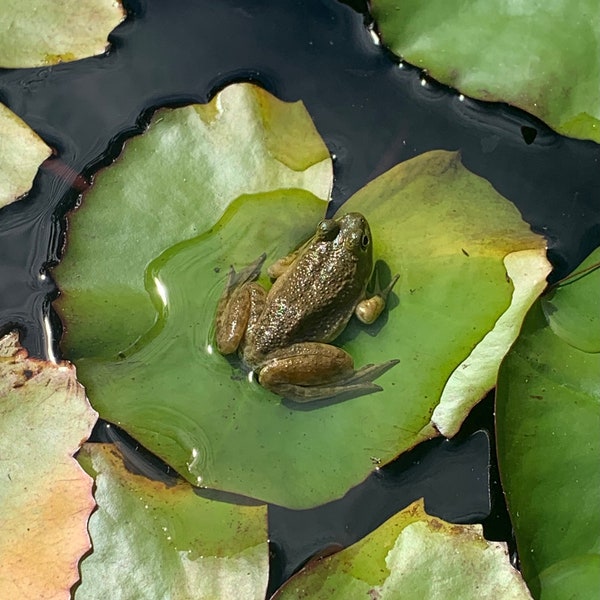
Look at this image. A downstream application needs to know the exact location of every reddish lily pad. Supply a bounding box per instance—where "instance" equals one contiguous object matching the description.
[0,332,97,599]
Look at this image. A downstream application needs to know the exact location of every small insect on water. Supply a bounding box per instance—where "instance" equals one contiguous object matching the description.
[214,212,399,402]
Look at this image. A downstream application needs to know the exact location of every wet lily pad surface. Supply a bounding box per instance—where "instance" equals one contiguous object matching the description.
[54,83,548,509]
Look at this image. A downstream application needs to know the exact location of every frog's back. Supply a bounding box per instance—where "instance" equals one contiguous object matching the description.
[248,242,367,357]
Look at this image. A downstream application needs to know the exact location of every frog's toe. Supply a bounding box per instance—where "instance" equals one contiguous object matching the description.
[343,359,399,385]
[225,253,266,293]
[372,266,400,301]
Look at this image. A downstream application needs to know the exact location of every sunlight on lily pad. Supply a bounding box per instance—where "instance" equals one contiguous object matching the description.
[273,499,532,599]
[0,332,97,599]
[497,247,600,598]
[76,444,268,600]
[0,0,125,68]
[370,0,600,143]
[0,103,51,209]
[56,117,548,506]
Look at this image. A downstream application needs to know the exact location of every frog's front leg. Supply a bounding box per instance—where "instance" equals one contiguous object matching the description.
[258,342,397,403]
[267,249,300,279]
[355,271,400,325]
[215,255,267,355]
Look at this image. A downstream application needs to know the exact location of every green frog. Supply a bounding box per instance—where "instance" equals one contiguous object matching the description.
[214,212,399,402]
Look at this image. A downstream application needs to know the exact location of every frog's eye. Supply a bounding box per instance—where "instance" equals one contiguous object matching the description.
[361,233,370,249]
[317,219,339,241]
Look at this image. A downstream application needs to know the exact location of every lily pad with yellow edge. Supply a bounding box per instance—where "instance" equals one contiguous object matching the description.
[273,499,532,599]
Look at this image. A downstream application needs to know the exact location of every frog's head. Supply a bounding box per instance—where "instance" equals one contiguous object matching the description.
[315,212,372,271]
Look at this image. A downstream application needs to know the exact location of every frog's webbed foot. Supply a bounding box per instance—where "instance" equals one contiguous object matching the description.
[223,253,266,296]
[355,267,400,325]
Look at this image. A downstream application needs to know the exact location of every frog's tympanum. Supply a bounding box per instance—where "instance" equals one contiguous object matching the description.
[214,212,399,402]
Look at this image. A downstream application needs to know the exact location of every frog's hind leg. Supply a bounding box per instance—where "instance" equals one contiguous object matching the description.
[274,359,399,403]
[258,343,398,403]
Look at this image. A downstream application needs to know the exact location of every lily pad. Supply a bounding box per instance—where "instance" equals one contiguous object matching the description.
[76,443,268,600]
[541,247,600,353]
[0,332,97,599]
[0,103,52,209]
[496,247,600,598]
[54,82,332,361]
[0,0,126,68]
[273,499,532,599]
[370,0,600,143]
[56,140,547,508]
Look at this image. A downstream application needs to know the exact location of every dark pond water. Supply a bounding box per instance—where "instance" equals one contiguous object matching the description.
[1,0,599,593]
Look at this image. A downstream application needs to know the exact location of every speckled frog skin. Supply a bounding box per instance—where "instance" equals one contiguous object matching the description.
[214,212,398,402]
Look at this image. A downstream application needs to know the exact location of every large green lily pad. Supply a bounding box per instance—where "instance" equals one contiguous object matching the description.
[496,247,600,598]
[370,0,600,143]
[55,122,548,506]
[0,103,52,209]
[273,499,532,599]
[76,444,268,600]
[0,0,125,68]
[0,332,97,599]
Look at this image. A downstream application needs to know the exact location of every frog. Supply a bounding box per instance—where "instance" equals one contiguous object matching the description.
[214,212,399,402]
